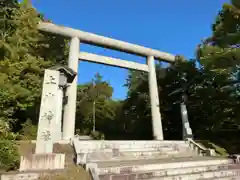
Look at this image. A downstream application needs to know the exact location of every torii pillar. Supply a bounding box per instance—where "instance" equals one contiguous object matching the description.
[148,56,164,140]
[62,37,80,140]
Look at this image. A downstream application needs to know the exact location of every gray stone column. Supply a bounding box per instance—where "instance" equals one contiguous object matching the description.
[54,87,63,141]
[62,37,80,140]
[147,56,164,140]
[180,102,193,140]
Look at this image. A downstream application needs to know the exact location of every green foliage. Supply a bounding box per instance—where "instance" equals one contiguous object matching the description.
[0,120,19,171]
[75,73,118,138]
[72,0,240,146]
[196,0,240,74]
[1,0,240,170]
[232,0,240,8]
[90,130,105,140]
[18,119,37,140]
[119,0,240,149]
[0,140,20,171]
[0,119,18,140]
[120,70,152,140]
[0,0,67,127]
[0,0,68,171]
[193,0,240,153]
[196,140,228,156]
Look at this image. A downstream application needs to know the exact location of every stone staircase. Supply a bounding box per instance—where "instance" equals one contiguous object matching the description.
[72,139,240,180]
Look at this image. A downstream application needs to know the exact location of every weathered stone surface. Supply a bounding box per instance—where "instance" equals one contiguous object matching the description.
[137,172,154,179]
[19,153,65,172]
[99,174,110,180]
[73,140,190,153]
[73,139,240,180]
[1,173,39,180]
[111,175,129,180]
[128,174,137,180]
[112,148,120,157]
[94,152,239,179]
[35,69,60,154]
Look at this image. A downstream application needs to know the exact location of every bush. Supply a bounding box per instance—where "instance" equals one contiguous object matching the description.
[0,140,20,171]
[196,140,228,156]
[75,129,105,140]
[90,131,105,140]
[0,119,20,171]
[19,119,37,140]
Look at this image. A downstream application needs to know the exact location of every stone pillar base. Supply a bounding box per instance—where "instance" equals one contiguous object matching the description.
[19,153,65,172]
[1,173,39,180]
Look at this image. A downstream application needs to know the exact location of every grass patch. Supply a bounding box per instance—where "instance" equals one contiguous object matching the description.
[38,166,91,180]
[196,140,229,156]
[1,141,91,180]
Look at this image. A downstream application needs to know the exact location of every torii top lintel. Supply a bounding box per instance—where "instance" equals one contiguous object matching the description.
[38,22,176,63]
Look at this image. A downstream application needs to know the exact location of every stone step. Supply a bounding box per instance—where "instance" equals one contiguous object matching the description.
[73,140,190,154]
[96,158,239,180]
[99,165,240,180]
[97,156,232,170]
[76,146,192,154]
[85,146,178,153]
[200,176,240,180]
[104,147,177,152]
[87,150,197,162]
[98,156,233,168]
[148,169,240,180]
[99,164,239,179]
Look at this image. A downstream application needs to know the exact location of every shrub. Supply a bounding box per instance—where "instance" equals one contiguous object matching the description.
[0,120,20,171]
[90,131,105,140]
[19,119,37,140]
[0,140,20,171]
[196,140,228,156]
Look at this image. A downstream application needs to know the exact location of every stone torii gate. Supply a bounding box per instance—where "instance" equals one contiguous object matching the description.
[37,22,177,141]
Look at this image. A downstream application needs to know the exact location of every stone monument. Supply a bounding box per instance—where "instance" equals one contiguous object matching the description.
[180,100,193,140]
[19,67,76,172]
[35,69,59,154]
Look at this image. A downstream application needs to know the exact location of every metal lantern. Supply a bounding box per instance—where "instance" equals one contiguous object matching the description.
[50,66,77,87]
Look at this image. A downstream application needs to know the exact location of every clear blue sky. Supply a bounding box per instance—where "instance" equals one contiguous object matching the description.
[33,0,228,100]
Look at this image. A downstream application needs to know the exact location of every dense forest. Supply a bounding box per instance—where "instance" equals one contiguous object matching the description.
[1,0,240,171]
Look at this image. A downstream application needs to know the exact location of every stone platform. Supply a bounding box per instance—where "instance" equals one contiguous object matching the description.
[73,139,240,180]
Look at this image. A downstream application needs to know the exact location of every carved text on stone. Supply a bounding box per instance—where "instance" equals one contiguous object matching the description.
[41,130,51,141]
[45,75,57,84]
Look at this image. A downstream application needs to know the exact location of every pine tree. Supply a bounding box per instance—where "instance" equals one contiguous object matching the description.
[197,0,240,71]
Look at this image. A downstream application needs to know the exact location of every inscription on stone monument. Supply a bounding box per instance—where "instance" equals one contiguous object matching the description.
[45,74,57,84]
[35,69,60,154]
[41,111,54,125]
[41,130,51,141]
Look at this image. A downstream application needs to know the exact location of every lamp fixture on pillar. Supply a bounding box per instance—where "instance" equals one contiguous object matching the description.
[51,66,77,102]
[50,66,77,140]
[51,66,77,86]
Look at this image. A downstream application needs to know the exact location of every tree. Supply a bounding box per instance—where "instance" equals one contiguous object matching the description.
[192,0,240,152]
[121,69,156,140]
[0,0,70,171]
[0,0,68,136]
[122,0,240,147]
[75,73,117,139]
